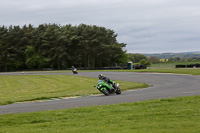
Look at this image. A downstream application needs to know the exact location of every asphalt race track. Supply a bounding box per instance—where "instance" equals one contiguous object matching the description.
[0,71,200,115]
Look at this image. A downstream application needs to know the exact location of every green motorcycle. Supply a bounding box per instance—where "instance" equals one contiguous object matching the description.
[94,80,121,96]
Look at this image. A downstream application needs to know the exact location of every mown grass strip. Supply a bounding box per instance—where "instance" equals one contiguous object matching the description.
[0,95,199,133]
[73,69,200,75]
[0,75,148,105]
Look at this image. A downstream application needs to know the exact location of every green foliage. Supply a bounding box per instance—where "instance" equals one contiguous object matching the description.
[0,24,128,71]
[128,54,150,68]
[25,45,46,69]
[118,51,129,65]
[128,53,147,63]
[0,95,200,132]
[139,59,150,66]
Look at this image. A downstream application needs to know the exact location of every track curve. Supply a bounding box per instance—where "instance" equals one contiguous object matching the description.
[0,72,200,114]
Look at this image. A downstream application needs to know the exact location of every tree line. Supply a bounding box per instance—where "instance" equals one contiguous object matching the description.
[0,24,128,71]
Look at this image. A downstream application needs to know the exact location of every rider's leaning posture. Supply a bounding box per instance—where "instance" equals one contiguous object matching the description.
[98,74,115,91]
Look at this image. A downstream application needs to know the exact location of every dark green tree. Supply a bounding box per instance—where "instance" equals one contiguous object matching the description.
[0,23,128,71]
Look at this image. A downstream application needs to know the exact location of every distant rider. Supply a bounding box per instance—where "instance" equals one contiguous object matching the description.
[72,66,75,70]
[72,66,78,74]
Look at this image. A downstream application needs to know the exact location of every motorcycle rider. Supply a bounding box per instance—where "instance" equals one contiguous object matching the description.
[72,66,78,74]
[98,74,115,92]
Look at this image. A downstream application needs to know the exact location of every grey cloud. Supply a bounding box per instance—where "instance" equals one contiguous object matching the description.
[0,0,200,53]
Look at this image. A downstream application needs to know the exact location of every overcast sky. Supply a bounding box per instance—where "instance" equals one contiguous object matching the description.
[1,0,200,53]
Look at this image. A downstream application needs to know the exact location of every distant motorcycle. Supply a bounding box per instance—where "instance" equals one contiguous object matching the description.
[72,66,78,74]
[94,80,121,96]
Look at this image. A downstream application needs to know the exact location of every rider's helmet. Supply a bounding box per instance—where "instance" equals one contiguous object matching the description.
[98,74,104,80]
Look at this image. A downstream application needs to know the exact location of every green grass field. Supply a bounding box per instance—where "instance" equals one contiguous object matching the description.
[0,75,148,105]
[1,70,200,132]
[0,95,199,133]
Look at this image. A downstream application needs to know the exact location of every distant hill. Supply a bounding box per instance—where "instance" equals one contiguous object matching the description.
[143,51,200,59]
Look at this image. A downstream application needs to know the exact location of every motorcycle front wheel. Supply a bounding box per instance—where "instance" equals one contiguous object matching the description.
[101,89,110,96]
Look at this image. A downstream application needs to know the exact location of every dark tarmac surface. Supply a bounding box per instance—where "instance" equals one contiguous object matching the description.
[0,71,200,115]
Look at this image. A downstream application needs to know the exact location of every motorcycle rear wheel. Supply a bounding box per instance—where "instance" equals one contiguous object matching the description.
[115,87,121,95]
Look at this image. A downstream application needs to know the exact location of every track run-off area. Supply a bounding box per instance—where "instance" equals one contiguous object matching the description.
[0,71,200,115]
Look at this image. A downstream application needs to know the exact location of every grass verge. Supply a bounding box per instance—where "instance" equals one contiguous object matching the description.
[74,69,200,75]
[0,95,200,133]
[0,75,148,105]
